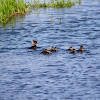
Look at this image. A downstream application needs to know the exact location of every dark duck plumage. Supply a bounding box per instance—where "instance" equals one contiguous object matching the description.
[50,46,58,52]
[66,47,73,51]
[70,49,75,54]
[29,40,38,50]
[28,45,37,49]
[40,49,51,55]
[77,46,84,53]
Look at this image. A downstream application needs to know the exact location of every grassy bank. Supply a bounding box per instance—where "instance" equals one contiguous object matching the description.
[33,0,81,8]
[0,0,29,23]
[0,0,81,24]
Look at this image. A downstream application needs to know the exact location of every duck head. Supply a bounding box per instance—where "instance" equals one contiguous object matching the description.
[32,40,37,45]
[51,46,55,50]
[54,47,57,52]
[69,46,72,50]
[80,46,84,50]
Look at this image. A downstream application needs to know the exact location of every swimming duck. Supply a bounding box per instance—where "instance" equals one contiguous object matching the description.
[77,46,84,53]
[28,40,38,49]
[70,49,75,54]
[51,46,55,51]
[66,47,73,51]
[50,46,57,52]
[40,49,51,55]
[54,47,58,52]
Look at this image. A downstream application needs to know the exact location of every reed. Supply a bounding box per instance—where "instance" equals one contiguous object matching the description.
[0,0,81,24]
[0,0,29,23]
[33,0,81,8]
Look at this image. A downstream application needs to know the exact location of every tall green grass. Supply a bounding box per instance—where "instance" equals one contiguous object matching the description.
[0,0,29,23]
[0,0,81,24]
[33,0,80,8]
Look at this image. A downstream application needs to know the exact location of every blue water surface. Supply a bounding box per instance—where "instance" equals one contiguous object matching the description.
[0,0,100,100]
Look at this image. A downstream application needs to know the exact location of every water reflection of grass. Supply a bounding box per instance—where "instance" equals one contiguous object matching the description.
[0,14,26,28]
[33,0,81,8]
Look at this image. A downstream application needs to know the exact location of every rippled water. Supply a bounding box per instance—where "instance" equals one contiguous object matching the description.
[0,0,100,100]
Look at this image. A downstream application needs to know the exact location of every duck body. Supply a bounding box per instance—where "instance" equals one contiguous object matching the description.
[77,46,84,53]
[50,49,57,52]
[77,49,84,52]
[70,49,75,54]
[40,49,51,55]
[40,51,50,55]
[29,45,37,49]
[66,47,73,51]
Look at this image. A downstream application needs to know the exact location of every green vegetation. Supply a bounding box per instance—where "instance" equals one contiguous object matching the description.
[33,0,80,8]
[0,0,81,24]
[60,18,62,22]
[0,0,29,23]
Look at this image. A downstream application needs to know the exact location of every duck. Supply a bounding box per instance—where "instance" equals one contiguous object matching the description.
[40,49,51,55]
[66,47,73,51]
[51,46,55,51]
[70,49,75,54]
[77,46,84,53]
[50,46,58,52]
[28,40,38,49]
[54,47,58,52]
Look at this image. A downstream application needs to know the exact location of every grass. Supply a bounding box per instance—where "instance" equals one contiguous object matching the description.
[0,0,81,24]
[33,0,81,8]
[0,0,29,24]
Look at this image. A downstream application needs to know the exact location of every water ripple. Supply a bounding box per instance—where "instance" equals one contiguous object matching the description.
[0,0,100,100]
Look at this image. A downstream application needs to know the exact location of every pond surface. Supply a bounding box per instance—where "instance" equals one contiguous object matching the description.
[0,0,100,100]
